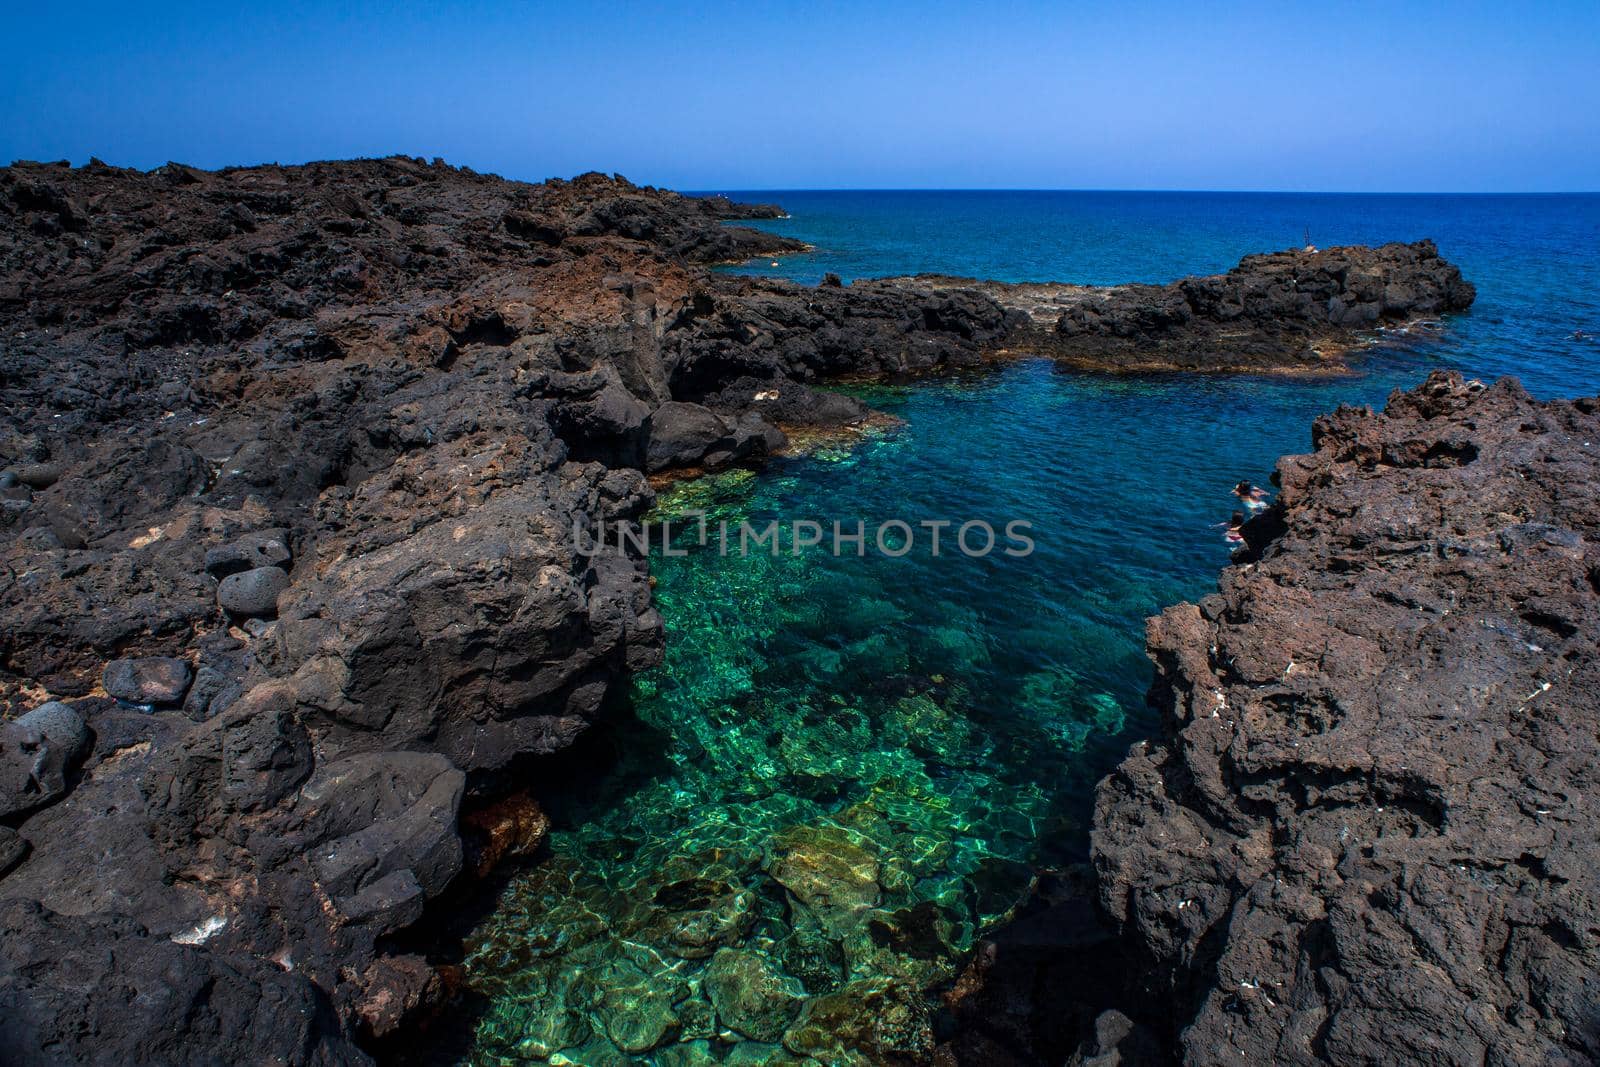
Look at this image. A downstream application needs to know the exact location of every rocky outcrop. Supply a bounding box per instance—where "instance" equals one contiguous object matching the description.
[894,240,1476,371]
[0,155,1481,1064]
[1091,372,1600,1064]
[0,157,1017,1065]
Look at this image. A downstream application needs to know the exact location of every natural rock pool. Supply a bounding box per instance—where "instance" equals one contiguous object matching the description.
[455,354,1456,1065]
[450,190,1600,1065]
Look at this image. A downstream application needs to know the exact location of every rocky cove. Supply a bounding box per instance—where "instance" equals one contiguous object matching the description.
[0,159,1592,1066]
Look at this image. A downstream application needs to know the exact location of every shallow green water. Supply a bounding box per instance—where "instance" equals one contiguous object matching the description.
[454,356,1469,1065]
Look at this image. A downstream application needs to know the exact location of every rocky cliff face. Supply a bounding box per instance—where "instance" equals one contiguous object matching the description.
[0,157,1483,1064]
[1092,372,1600,1064]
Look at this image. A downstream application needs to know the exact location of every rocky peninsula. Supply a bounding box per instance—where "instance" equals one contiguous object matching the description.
[0,158,1530,1065]
[890,238,1475,372]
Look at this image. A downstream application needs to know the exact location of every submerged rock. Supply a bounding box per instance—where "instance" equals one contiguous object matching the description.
[781,977,933,1065]
[460,790,550,878]
[592,956,681,1053]
[704,947,807,1042]
[768,822,883,935]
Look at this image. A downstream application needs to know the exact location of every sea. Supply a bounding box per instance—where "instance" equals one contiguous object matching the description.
[448,191,1600,1065]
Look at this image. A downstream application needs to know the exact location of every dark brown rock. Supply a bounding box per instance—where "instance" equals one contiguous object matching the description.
[1093,372,1600,1065]
[101,656,192,705]
[460,790,550,878]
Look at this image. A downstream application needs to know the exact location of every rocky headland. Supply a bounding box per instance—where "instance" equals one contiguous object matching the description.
[0,157,1514,1064]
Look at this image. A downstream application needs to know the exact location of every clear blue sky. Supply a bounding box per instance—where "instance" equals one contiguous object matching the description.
[3,1,1596,191]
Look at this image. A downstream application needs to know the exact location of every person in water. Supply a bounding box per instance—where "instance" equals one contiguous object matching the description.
[1233,480,1270,511]
[1214,511,1247,544]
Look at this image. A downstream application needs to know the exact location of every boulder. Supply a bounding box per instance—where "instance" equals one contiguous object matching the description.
[203,529,291,580]
[0,702,90,817]
[646,401,731,472]
[8,461,63,489]
[102,657,193,705]
[781,978,933,1064]
[704,948,806,1042]
[218,565,291,618]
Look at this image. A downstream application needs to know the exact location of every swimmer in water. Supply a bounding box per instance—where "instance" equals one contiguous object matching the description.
[1233,480,1271,511]
[1214,511,1247,544]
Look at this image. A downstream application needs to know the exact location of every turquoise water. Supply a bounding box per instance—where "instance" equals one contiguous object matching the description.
[459,194,1600,1065]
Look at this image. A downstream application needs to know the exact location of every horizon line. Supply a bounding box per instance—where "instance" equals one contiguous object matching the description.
[8,156,1597,197]
[688,186,1600,197]
[8,156,1596,197]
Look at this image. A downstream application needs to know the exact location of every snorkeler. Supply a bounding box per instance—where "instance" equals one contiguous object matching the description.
[1233,480,1271,511]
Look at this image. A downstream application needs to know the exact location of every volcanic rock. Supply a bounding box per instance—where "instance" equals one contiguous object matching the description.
[894,240,1475,372]
[460,790,550,878]
[0,899,364,1065]
[101,656,192,705]
[0,702,89,817]
[203,529,291,579]
[1091,372,1600,1064]
[217,564,290,617]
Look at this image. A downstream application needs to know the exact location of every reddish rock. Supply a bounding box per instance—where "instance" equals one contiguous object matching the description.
[460,790,551,878]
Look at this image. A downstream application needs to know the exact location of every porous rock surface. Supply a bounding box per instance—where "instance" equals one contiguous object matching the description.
[0,155,1481,1064]
[1091,372,1600,1064]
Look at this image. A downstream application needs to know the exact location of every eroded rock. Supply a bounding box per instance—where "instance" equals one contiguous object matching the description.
[102,656,192,705]
[0,701,90,817]
[218,564,291,618]
[1093,372,1600,1065]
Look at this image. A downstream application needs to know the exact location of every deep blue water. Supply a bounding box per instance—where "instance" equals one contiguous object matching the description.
[459,193,1600,1064]
[717,190,1600,399]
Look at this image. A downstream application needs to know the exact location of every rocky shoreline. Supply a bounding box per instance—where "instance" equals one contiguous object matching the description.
[0,158,1511,1064]
[1090,371,1600,1065]
[942,372,1600,1066]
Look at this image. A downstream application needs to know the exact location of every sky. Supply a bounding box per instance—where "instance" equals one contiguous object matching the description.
[2,1,1596,192]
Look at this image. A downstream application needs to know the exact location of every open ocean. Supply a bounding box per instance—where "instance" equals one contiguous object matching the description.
[455,191,1600,1064]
